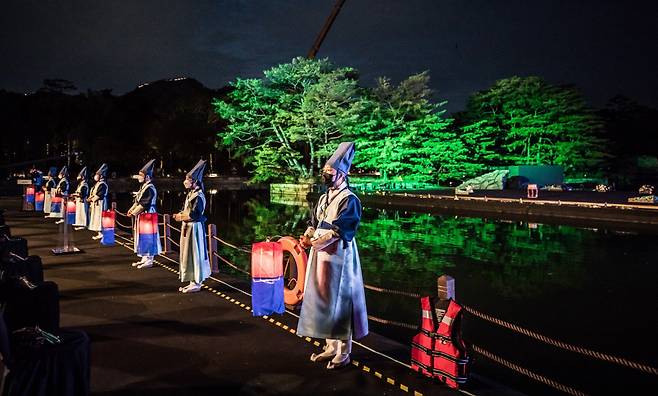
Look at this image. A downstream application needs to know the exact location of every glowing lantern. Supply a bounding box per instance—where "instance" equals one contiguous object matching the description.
[35,191,45,211]
[251,241,283,278]
[251,241,284,316]
[136,213,159,255]
[138,213,157,234]
[25,186,35,204]
[51,196,63,213]
[101,210,115,245]
[66,199,76,224]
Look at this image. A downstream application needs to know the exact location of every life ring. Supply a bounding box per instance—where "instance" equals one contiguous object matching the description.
[279,236,307,306]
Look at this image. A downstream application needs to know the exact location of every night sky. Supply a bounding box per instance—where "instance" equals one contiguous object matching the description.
[1,0,656,112]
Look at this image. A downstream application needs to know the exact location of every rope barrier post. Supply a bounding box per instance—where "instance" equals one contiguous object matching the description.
[437,274,455,300]
[111,202,117,211]
[208,223,219,273]
[162,214,171,253]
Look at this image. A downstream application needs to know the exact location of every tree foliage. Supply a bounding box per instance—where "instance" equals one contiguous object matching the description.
[346,72,467,183]
[213,57,363,182]
[459,76,610,177]
[214,60,464,183]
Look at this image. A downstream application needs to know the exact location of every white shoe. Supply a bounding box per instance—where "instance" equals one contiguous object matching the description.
[55,219,64,224]
[326,354,351,369]
[91,234,101,240]
[310,348,336,363]
[182,284,201,293]
[137,262,153,269]
[74,226,85,231]
[132,257,147,267]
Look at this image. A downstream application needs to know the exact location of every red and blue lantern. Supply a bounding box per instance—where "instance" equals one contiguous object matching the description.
[66,199,76,224]
[25,186,35,204]
[101,210,115,245]
[51,196,62,213]
[35,191,45,211]
[251,241,284,316]
[137,213,159,255]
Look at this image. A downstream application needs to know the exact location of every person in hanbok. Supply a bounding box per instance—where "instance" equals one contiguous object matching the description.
[30,166,43,190]
[173,159,211,293]
[88,164,109,240]
[127,159,162,269]
[297,142,368,370]
[42,167,58,218]
[53,166,70,224]
[72,166,90,230]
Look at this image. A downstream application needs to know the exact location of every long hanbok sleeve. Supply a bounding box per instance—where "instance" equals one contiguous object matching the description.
[188,196,206,223]
[138,186,154,209]
[95,182,107,199]
[318,195,361,242]
[80,184,89,200]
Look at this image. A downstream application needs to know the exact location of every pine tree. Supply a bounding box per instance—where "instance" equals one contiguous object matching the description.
[347,72,467,183]
[459,76,610,177]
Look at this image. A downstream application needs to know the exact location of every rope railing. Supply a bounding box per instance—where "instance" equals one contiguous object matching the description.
[211,235,251,254]
[363,284,421,299]
[212,251,250,275]
[462,305,658,376]
[114,219,133,230]
[471,344,588,396]
[167,224,182,233]
[367,315,417,330]
[114,209,130,217]
[166,237,180,248]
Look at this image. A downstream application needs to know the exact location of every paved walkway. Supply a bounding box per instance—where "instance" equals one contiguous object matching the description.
[2,199,497,396]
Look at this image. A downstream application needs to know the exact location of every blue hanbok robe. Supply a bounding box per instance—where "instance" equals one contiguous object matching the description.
[179,187,211,284]
[130,181,162,257]
[297,183,369,340]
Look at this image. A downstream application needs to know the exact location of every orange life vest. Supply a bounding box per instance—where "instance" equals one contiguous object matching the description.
[411,296,470,388]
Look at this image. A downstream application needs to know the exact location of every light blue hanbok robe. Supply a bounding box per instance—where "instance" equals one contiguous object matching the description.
[297,184,368,340]
[179,188,211,284]
[88,180,108,232]
[73,180,89,227]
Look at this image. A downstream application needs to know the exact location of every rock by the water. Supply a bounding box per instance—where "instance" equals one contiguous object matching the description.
[456,170,509,193]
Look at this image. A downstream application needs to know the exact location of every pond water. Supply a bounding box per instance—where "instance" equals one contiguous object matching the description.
[115,189,657,394]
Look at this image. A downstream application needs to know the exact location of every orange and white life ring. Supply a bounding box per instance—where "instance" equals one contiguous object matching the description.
[279,236,307,306]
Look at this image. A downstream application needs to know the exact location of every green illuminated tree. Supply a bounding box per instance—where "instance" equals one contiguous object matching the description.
[213,57,363,182]
[460,76,610,177]
[347,72,468,183]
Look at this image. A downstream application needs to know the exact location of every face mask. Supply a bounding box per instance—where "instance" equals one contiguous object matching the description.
[94,175,100,182]
[137,175,145,183]
[321,172,334,188]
